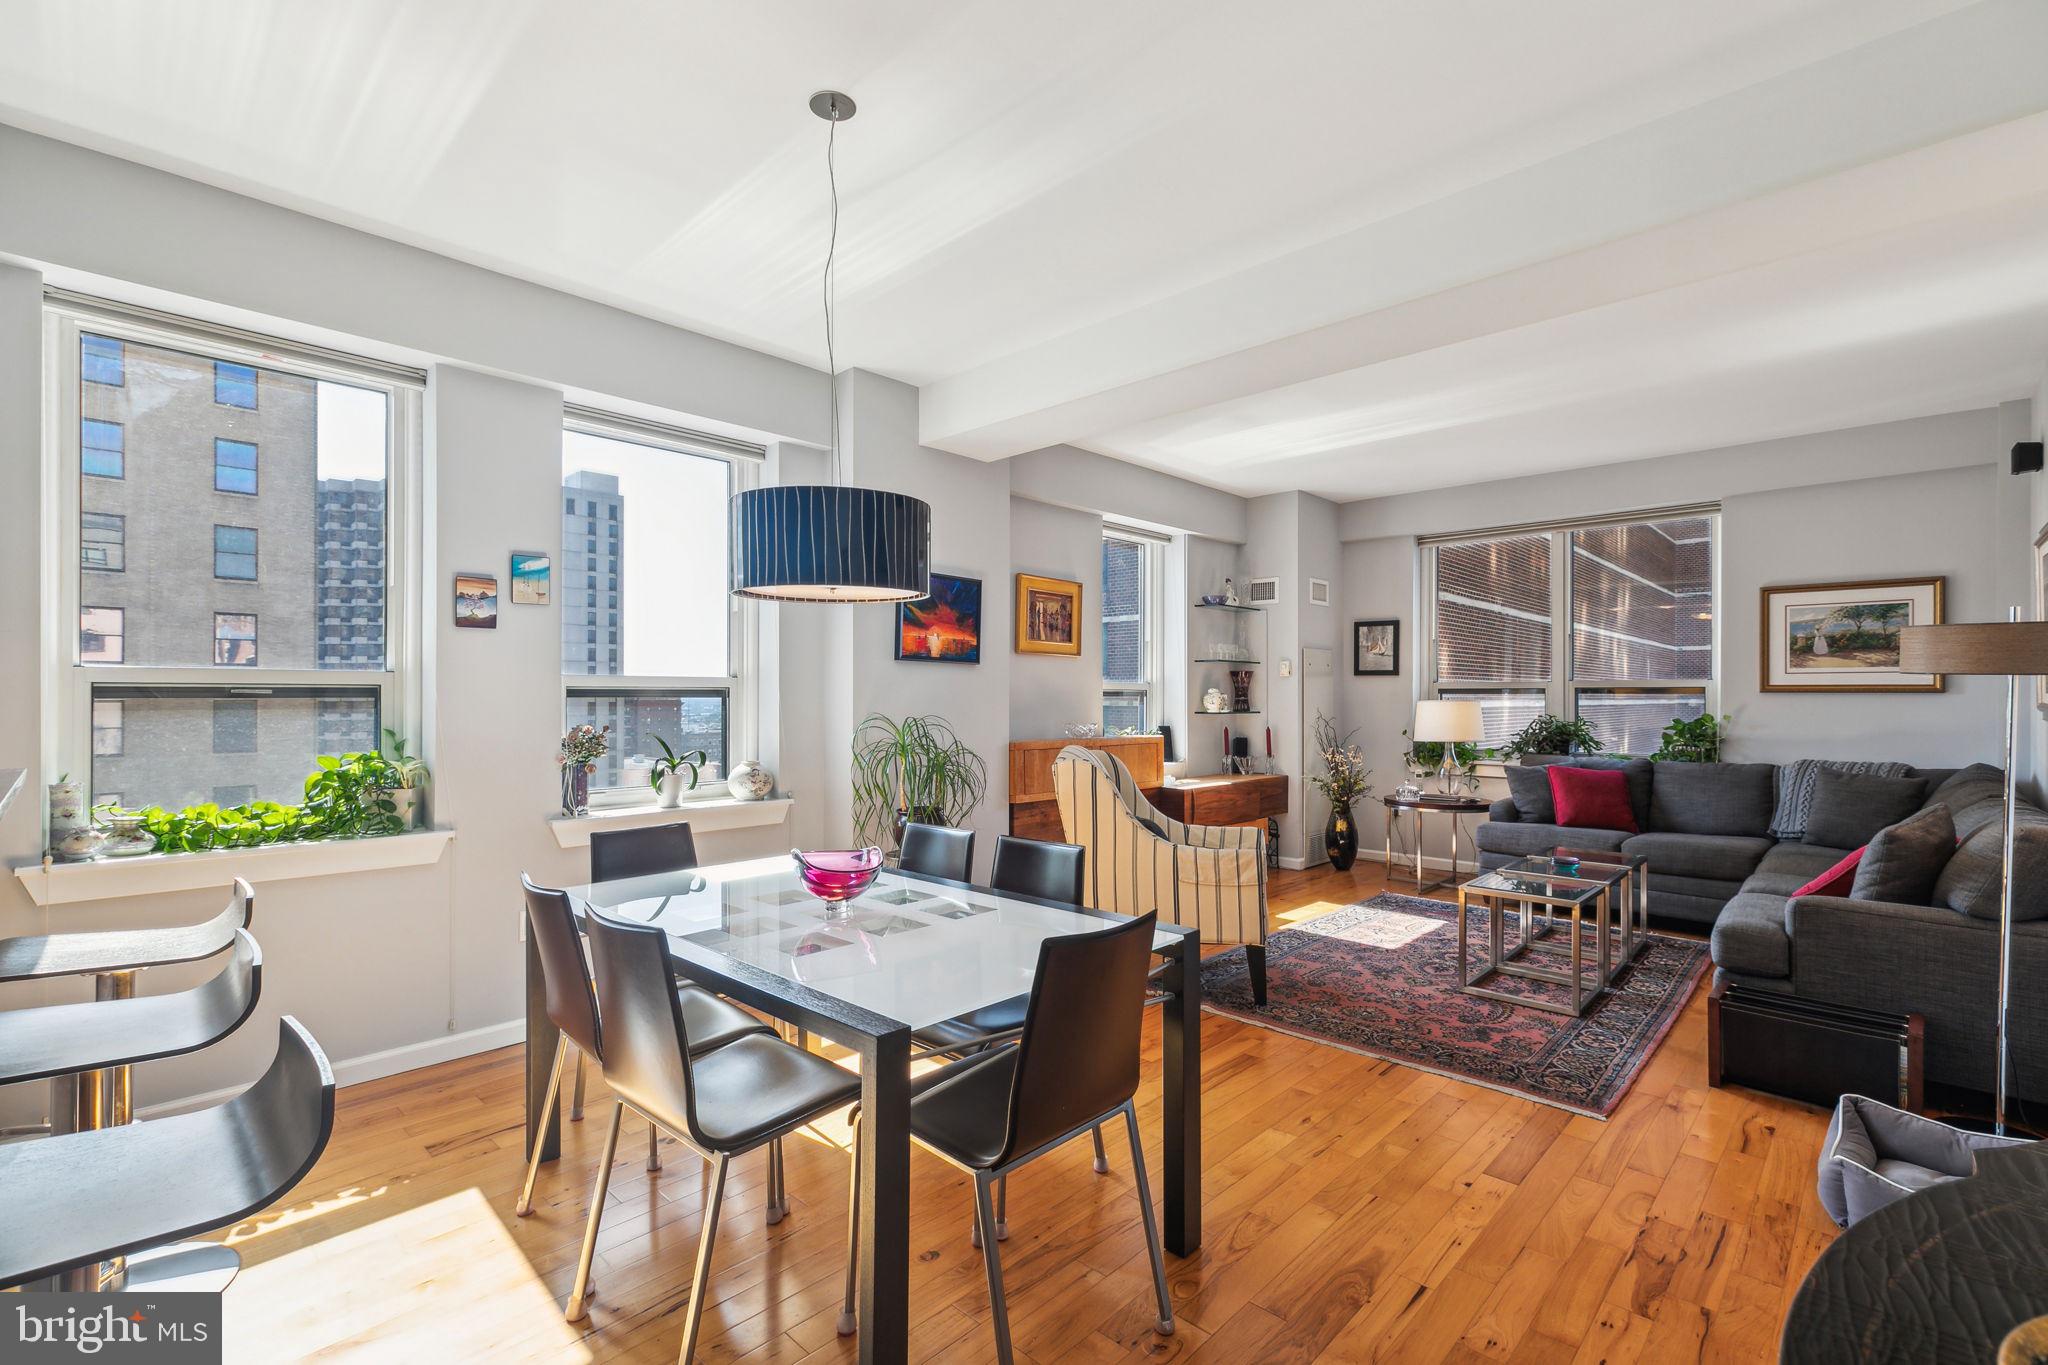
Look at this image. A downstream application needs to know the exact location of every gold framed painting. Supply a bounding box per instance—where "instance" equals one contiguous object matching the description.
[1758,576,1945,693]
[1014,573,1082,656]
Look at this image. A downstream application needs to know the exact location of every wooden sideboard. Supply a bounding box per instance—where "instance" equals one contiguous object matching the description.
[1150,773,1288,829]
[1008,736,1164,841]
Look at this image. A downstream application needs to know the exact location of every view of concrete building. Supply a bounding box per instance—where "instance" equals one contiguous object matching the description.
[82,332,385,810]
[560,467,724,791]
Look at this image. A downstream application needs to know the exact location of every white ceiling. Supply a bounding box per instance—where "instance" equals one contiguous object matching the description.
[3,0,2045,500]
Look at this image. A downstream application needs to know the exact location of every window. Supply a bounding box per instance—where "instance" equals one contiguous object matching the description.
[212,699,258,752]
[214,438,258,494]
[81,512,124,571]
[92,700,123,756]
[561,410,756,803]
[82,419,123,478]
[1425,512,1717,754]
[214,612,258,666]
[214,361,257,408]
[1101,527,1164,733]
[80,607,124,663]
[213,525,258,580]
[81,334,124,386]
[54,304,419,813]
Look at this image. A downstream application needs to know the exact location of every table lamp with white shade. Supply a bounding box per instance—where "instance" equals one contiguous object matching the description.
[1414,699,1485,795]
[1899,609,2048,1135]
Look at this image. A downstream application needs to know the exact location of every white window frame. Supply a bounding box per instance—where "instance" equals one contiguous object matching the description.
[44,299,425,816]
[1422,507,1721,754]
[560,408,762,810]
[1101,523,1166,733]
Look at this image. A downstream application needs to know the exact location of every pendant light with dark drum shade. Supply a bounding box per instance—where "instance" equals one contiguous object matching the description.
[729,90,932,603]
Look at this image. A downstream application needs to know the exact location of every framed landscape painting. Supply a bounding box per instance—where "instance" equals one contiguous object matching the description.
[1014,573,1082,656]
[896,572,982,663]
[454,572,499,629]
[1353,619,1400,675]
[1759,576,1944,692]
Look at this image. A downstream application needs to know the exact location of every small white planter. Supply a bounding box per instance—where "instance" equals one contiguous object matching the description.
[655,771,692,809]
[389,788,422,830]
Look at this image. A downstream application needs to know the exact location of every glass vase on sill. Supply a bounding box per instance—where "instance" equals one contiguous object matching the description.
[561,764,591,818]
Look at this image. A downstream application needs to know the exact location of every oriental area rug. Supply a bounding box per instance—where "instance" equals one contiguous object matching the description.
[1199,893,1709,1117]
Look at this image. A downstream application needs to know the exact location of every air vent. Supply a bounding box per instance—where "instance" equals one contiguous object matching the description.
[1247,577,1279,605]
[1308,578,1331,606]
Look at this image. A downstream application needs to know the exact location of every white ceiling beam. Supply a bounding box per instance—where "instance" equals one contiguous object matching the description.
[920,0,2048,460]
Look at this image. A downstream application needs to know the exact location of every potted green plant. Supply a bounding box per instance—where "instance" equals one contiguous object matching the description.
[649,737,708,809]
[851,714,989,852]
[1309,714,1374,871]
[1497,714,1602,761]
[1652,712,1729,763]
[380,728,430,829]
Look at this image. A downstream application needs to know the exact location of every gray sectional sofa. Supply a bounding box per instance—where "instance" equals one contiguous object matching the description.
[1475,757,2048,1100]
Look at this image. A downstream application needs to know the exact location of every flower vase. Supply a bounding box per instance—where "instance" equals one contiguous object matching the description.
[1325,803,1358,872]
[561,764,591,818]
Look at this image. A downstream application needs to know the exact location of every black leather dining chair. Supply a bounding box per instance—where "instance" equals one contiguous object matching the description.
[516,877,771,1322]
[584,906,863,1363]
[898,821,975,883]
[575,824,700,1125]
[912,834,1105,1243]
[0,1016,334,1294]
[589,823,698,883]
[839,912,1173,1362]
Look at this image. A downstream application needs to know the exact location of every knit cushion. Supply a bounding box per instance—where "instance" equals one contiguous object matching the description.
[1549,766,1639,834]
[1770,759,1910,839]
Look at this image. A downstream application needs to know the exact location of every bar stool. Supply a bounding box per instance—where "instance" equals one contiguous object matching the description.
[0,1017,335,1293]
[0,877,253,1135]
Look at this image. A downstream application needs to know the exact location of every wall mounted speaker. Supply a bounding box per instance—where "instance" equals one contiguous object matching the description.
[2015,441,2045,475]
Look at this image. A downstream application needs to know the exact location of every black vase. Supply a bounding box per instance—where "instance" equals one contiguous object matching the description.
[1325,803,1358,872]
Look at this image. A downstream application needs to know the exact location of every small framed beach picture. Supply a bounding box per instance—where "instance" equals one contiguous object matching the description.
[454,572,499,629]
[1759,576,1944,693]
[510,552,551,605]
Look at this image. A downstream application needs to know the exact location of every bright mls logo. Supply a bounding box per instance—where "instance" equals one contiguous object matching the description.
[8,1296,221,1363]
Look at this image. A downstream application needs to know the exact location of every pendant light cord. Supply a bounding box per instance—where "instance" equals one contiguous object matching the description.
[823,114,841,485]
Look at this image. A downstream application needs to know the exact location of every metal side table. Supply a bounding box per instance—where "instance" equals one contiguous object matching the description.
[1381,793,1489,893]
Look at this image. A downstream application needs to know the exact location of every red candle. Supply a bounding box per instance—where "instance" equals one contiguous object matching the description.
[1265,727,1273,757]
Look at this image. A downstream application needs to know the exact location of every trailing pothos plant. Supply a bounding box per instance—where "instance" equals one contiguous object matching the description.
[850,713,988,851]
[1652,712,1730,763]
[101,751,404,853]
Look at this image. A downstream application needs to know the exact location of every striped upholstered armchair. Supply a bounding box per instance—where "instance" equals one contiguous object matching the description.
[1052,745,1269,1002]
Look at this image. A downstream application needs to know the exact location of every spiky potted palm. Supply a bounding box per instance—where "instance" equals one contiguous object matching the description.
[850,714,988,853]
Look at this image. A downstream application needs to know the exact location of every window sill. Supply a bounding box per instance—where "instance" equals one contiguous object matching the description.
[12,828,456,907]
[548,796,793,849]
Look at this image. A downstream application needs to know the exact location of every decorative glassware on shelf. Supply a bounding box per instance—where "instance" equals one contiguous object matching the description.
[1063,722,1103,739]
[99,812,158,858]
[792,847,883,915]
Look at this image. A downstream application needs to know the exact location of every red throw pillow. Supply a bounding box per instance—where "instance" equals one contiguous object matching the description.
[1792,846,1865,898]
[1548,766,1638,833]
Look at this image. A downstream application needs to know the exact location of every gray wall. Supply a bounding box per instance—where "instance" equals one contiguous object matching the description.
[1008,496,1106,739]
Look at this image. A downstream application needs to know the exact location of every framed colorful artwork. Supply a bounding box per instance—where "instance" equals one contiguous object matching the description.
[510,552,551,605]
[1353,619,1400,675]
[453,572,499,629]
[1014,573,1082,656]
[896,572,982,663]
[1758,576,1944,692]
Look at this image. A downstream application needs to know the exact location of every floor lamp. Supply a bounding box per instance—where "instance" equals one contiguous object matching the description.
[1899,609,2048,1134]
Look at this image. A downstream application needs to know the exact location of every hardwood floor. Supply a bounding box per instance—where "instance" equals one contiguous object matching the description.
[211,863,1834,1363]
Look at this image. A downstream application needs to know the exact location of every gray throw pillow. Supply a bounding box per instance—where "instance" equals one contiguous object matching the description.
[1802,770,1929,850]
[1648,762,1776,837]
[1503,764,1554,823]
[1935,814,2048,921]
[1849,805,1957,906]
[1923,763,2008,839]
[1771,758,1910,839]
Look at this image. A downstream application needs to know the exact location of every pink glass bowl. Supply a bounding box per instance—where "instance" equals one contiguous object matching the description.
[792,847,883,905]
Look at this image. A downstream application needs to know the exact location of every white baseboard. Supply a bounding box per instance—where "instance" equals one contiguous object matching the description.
[1362,848,1467,873]
[1279,854,1314,871]
[137,1017,525,1120]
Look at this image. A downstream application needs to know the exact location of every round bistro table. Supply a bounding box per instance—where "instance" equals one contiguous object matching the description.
[1380,792,1490,894]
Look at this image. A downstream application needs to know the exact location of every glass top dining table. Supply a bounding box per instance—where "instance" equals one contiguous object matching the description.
[523,852,1205,1365]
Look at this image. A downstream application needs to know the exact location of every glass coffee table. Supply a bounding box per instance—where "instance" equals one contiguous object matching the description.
[1457,856,1634,1016]
[1548,846,1651,968]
